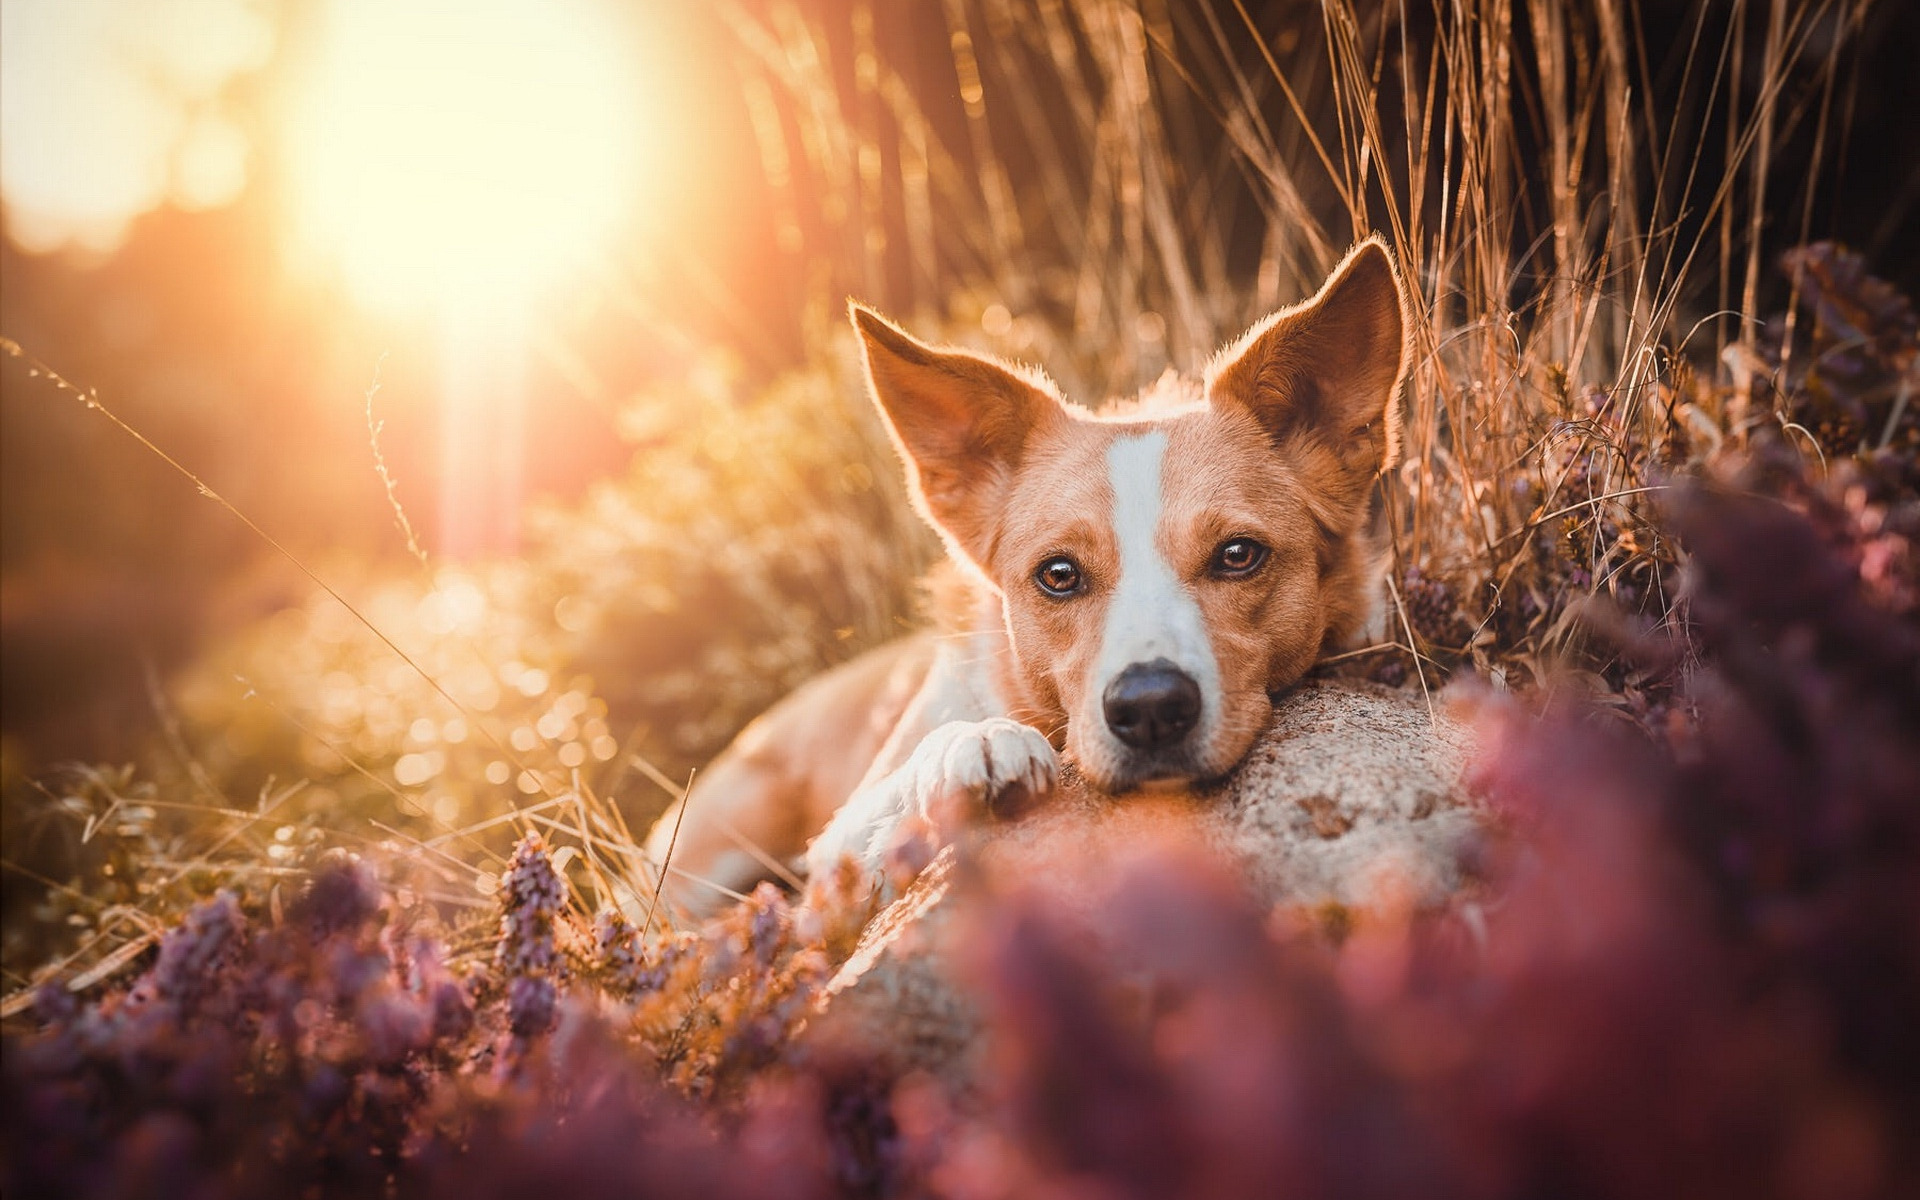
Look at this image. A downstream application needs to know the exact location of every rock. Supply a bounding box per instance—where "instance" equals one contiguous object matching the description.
[807,848,985,1079]
[802,679,1481,1082]
[1201,678,1479,910]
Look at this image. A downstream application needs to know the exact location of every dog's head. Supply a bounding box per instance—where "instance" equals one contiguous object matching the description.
[854,239,1409,793]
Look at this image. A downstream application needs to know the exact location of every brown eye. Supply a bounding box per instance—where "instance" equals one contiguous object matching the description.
[1212,538,1269,576]
[1035,556,1083,596]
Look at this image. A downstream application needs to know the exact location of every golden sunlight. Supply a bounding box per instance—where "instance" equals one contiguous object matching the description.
[282,0,649,316]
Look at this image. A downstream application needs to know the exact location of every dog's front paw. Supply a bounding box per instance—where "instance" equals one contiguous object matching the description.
[803,718,1058,899]
[901,717,1058,825]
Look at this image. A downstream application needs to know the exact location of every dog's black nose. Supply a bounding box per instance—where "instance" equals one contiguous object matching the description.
[1103,660,1202,750]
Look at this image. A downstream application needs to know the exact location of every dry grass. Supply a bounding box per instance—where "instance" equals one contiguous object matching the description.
[721,0,1874,682]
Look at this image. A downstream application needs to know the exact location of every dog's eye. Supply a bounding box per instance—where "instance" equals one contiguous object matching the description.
[1034,556,1083,597]
[1212,538,1269,576]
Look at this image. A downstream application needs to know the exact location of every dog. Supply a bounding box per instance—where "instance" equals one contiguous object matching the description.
[643,238,1410,921]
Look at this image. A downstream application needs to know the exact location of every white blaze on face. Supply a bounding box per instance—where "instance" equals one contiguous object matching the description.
[1093,431,1221,748]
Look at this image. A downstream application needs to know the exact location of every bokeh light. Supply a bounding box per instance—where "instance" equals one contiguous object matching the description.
[0,0,272,253]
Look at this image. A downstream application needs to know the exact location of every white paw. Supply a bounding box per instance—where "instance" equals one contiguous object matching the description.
[900,718,1058,822]
[802,718,1058,894]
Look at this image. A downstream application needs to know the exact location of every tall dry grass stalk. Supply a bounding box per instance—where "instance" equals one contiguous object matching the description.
[721,0,1871,678]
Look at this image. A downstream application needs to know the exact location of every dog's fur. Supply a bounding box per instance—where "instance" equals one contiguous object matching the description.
[644,238,1410,920]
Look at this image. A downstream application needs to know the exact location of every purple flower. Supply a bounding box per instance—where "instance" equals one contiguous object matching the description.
[146,891,245,1014]
[507,975,557,1039]
[497,833,565,980]
[296,858,379,935]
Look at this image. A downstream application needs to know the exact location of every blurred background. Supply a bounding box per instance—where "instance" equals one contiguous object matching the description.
[3,0,776,771]
[3,0,1917,969]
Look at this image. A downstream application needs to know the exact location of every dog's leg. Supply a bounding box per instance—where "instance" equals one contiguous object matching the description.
[644,749,808,922]
[804,631,1027,882]
[641,635,936,923]
[805,715,1057,892]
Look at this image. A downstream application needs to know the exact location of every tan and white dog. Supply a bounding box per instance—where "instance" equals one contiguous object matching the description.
[644,238,1410,920]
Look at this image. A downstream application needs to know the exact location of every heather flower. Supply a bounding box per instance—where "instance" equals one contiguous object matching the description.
[321,935,391,1006]
[1768,243,1919,455]
[507,975,557,1039]
[497,832,565,980]
[497,833,568,1038]
[1400,564,1466,648]
[295,857,379,936]
[144,890,245,1015]
[429,978,475,1042]
[357,989,432,1064]
[592,909,646,996]
[740,882,790,972]
[630,930,700,996]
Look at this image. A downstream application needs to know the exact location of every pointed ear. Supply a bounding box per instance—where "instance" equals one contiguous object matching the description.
[1206,238,1409,522]
[851,302,1066,573]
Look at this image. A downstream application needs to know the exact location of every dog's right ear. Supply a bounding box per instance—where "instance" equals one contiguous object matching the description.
[851,302,1065,575]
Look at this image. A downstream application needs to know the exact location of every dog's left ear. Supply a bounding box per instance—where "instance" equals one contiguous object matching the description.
[1206,237,1409,523]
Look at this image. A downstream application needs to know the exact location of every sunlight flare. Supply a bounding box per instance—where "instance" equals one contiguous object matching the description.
[282,0,648,316]
[281,0,653,555]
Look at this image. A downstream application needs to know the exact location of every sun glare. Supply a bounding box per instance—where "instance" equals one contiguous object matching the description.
[283,0,648,316]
